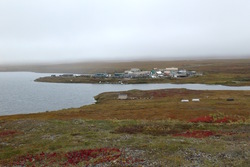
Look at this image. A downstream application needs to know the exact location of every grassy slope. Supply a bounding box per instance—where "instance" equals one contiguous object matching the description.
[0,89,249,166]
[1,119,249,166]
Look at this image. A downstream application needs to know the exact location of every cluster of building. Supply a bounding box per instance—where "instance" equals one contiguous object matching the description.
[150,68,198,78]
[93,67,201,79]
[53,67,202,79]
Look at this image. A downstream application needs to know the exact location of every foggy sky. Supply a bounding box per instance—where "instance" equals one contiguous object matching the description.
[0,0,250,64]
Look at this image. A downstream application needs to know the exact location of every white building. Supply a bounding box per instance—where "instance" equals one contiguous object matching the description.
[118,94,128,100]
[130,68,141,72]
[166,67,178,71]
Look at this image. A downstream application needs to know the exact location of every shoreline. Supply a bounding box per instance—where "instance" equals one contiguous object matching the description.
[1,85,250,117]
[35,75,250,86]
[1,88,250,119]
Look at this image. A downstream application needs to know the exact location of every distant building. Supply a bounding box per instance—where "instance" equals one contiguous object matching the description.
[151,69,156,75]
[192,99,200,102]
[80,74,94,77]
[156,71,162,75]
[130,68,141,72]
[165,67,178,71]
[131,71,151,78]
[94,73,108,78]
[164,71,171,76]
[177,69,187,77]
[181,99,189,102]
[118,94,128,100]
[61,74,74,77]
[114,73,124,78]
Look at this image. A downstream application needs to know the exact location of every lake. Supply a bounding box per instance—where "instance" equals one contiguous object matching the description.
[0,72,250,116]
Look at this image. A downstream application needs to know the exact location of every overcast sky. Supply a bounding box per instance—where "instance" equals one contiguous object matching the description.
[0,0,250,64]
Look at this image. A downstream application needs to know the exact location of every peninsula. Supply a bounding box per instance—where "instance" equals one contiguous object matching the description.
[34,59,250,86]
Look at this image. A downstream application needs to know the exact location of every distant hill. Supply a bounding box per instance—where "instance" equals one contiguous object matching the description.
[0,59,250,74]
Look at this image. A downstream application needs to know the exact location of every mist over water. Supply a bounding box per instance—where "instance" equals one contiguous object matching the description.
[0,72,249,116]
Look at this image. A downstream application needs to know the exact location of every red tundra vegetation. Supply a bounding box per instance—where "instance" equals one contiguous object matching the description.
[189,115,243,123]
[189,116,214,123]
[10,148,143,166]
[65,148,121,165]
[0,130,18,137]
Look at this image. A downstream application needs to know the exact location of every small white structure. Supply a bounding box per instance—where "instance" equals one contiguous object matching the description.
[156,71,162,75]
[118,94,128,100]
[181,99,189,102]
[166,67,178,71]
[130,68,141,72]
[192,99,200,102]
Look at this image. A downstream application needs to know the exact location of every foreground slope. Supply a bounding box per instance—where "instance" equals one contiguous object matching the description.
[0,89,249,166]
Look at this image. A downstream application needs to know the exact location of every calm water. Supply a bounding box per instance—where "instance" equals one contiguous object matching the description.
[0,72,250,116]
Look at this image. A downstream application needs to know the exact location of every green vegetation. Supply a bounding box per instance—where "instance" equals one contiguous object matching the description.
[0,89,249,166]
